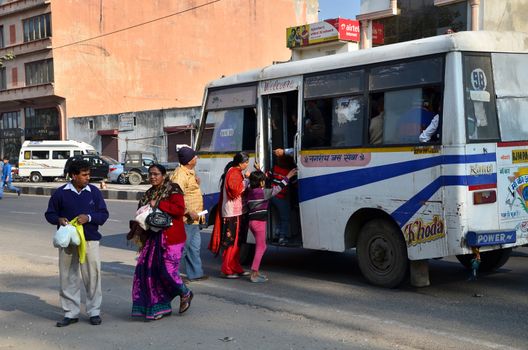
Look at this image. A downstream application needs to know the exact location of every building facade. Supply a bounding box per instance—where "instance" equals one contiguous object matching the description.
[0,0,318,162]
[358,0,528,48]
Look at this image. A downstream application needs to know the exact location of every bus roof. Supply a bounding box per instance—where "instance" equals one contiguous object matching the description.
[207,31,528,89]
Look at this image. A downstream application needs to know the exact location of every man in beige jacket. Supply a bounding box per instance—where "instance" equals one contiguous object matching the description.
[170,146,208,281]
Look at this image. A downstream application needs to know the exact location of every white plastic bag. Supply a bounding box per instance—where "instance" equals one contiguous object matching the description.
[53,224,78,248]
[69,226,81,246]
[135,204,153,230]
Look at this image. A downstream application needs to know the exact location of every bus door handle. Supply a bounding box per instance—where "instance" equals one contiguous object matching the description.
[255,132,260,168]
[293,132,299,163]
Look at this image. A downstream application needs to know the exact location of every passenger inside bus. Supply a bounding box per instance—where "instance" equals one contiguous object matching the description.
[303,100,327,147]
[397,98,436,143]
[369,94,384,144]
[419,99,441,142]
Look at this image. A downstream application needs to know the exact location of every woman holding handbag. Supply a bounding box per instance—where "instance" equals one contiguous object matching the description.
[129,164,193,320]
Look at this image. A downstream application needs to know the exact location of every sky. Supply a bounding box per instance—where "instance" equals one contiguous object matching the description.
[318,0,360,20]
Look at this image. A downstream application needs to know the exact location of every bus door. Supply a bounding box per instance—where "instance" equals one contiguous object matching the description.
[259,76,302,247]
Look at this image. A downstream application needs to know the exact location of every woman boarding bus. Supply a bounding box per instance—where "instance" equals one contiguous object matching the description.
[194,31,528,287]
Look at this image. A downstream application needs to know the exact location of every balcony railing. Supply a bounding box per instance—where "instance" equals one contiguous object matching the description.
[0,37,51,57]
[0,0,48,17]
[0,82,54,103]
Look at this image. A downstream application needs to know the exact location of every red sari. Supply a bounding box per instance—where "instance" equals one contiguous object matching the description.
[208,166,247,275]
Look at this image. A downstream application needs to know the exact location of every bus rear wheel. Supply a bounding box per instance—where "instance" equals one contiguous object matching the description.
[357,219,408,288]
[456,248,512,272]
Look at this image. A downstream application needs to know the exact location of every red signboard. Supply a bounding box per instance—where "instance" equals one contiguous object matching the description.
[372,22,385,45]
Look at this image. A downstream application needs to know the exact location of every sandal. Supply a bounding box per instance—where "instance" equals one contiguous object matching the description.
[179,291,193,314]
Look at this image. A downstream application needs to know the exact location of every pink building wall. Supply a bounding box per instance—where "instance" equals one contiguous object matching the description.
[51,0,318,117]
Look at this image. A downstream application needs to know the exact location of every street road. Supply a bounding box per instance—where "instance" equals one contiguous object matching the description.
[0,193,527,349]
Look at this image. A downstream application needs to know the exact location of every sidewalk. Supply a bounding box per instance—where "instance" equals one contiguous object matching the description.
[13,180,149,200]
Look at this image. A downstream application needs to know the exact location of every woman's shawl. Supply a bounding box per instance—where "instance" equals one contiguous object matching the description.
[138,178,183,209]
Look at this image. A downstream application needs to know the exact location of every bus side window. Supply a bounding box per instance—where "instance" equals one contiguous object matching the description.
[201,107,256,153]
[303,99,331,148]
[380,87,442,145]
[369,94,384,145]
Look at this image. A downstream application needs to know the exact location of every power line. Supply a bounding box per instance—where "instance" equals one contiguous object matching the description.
[53,0,222,50]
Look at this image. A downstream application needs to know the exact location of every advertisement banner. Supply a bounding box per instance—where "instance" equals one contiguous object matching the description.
[373,22,385,45]
[286,18,360,48]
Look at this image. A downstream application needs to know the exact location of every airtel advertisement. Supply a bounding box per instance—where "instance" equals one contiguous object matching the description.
[286,18,360,48]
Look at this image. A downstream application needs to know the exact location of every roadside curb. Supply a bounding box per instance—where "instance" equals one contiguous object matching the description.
[18,185,143,201]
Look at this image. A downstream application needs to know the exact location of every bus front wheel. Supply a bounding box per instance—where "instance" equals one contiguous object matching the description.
[357,219,408,288]
[456,248,512,272]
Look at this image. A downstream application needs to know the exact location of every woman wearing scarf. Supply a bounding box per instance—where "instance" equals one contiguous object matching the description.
[209,152,250,278]
[130,164,193,320]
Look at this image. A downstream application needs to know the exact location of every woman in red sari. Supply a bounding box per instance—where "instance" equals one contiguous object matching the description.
[209,152,250,278]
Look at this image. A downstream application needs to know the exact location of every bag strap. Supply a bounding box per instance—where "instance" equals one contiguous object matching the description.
[152,195,163,210]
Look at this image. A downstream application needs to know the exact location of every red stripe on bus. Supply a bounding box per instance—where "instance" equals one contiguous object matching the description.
[468,183,497,191]
[498,141,528,147]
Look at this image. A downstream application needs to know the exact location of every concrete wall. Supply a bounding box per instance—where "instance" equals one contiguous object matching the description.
[481,0,528,32]
[52,0,318,118]
[67,106,200,162]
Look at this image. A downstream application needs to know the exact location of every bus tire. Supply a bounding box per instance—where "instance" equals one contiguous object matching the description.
[128,172,142,186]
[30,172,43,183]
[357,219,408,288]
[239,243,255,266]
[456,248,512,272]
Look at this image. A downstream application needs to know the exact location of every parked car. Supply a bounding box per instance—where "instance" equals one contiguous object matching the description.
[122,151,177,185]
[108,162,126,184]
[63,154,120,181]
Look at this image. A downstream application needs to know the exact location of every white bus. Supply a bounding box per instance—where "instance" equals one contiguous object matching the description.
[194,31,528,287]
[18,140,96,182]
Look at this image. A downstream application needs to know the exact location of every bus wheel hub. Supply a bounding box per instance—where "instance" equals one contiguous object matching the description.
[369,238,391,270]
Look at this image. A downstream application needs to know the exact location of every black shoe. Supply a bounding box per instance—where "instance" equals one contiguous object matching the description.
[56,317,79,327]
[189,275,209,282]
[89,316,102,325]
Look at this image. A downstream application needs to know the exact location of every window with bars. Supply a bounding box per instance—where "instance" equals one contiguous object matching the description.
[0,26,4,48]
[25,59,53,86]
[23,13,51,42]
[0,111,20,129]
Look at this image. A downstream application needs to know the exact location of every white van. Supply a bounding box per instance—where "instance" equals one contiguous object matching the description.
[18,140,96,182]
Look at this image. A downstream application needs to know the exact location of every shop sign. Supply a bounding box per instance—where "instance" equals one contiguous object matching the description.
[372,22,384,45]
[119,115,134,131]
[286,18,360,48]
[0,128,24,139]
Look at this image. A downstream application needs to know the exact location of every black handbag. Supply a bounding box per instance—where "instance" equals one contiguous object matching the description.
[145,197,173,229]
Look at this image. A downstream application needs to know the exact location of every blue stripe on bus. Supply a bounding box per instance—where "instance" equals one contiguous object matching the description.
[390,174,497,227]
[298,153,496,202]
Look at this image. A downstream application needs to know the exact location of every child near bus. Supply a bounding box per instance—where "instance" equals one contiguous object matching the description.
[271,153,297,246]
[246,168,297,283]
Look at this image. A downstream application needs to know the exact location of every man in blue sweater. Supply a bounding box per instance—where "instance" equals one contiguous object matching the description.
[45,160,109,327]
[2,157,20,197]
